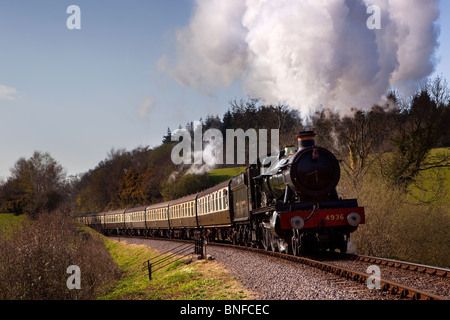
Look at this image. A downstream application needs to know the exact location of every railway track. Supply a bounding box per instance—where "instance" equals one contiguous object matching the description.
[353,255,449,277]
[110,235,449,300]
[208,242,449,300]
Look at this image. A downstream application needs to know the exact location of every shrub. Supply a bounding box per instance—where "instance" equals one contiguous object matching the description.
[340,173,450,267]
[0,211,119,300]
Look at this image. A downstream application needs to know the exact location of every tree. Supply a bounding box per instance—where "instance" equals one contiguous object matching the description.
[0,151,67,215]
[115,168,146,208]
[162,127,172,144]
[383,88,450,187]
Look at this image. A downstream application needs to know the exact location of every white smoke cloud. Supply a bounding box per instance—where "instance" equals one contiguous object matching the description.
[0,85,18,101]
[139,97,156,121]
[160,0,440,115]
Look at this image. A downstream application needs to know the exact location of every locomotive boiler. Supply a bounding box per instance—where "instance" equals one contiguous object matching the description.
[259,131,341,204]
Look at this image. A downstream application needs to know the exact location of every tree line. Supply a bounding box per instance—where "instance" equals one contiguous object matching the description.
[0,75,449,216]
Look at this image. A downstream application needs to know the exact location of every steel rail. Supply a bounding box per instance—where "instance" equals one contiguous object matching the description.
[353,254,449,277]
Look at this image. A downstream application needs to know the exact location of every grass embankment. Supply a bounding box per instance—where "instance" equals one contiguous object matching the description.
[0,213,27,235]
[407,148,450,205]
[100,238,255,300]
[208,167,246,185]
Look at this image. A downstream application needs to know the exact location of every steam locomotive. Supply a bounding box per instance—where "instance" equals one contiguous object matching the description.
[76,131,364,254]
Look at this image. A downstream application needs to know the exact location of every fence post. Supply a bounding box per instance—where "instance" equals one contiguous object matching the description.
[147,260,152,281]
[195,233,205,259]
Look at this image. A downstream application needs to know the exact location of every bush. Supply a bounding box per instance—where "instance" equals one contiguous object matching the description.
[0,211,119,300]
[340,173,450,267]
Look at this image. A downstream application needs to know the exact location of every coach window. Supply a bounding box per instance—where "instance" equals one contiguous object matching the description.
[223,191,228,209]
[216,193,219,211]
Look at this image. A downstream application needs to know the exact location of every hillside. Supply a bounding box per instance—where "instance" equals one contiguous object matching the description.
[207,167,246,185]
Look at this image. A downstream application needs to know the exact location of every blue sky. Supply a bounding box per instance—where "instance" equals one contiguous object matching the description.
[0,1,449,179]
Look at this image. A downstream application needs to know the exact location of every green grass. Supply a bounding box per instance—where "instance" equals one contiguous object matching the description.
[99,238,255,300]
[208,167,246,185]
[0,213,28,236]
[407,148,450,205]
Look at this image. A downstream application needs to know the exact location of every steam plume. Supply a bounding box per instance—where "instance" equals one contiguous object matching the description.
[160,0,440,115]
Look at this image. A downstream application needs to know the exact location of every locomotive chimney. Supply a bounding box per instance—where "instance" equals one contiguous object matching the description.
[297,131,316,150]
